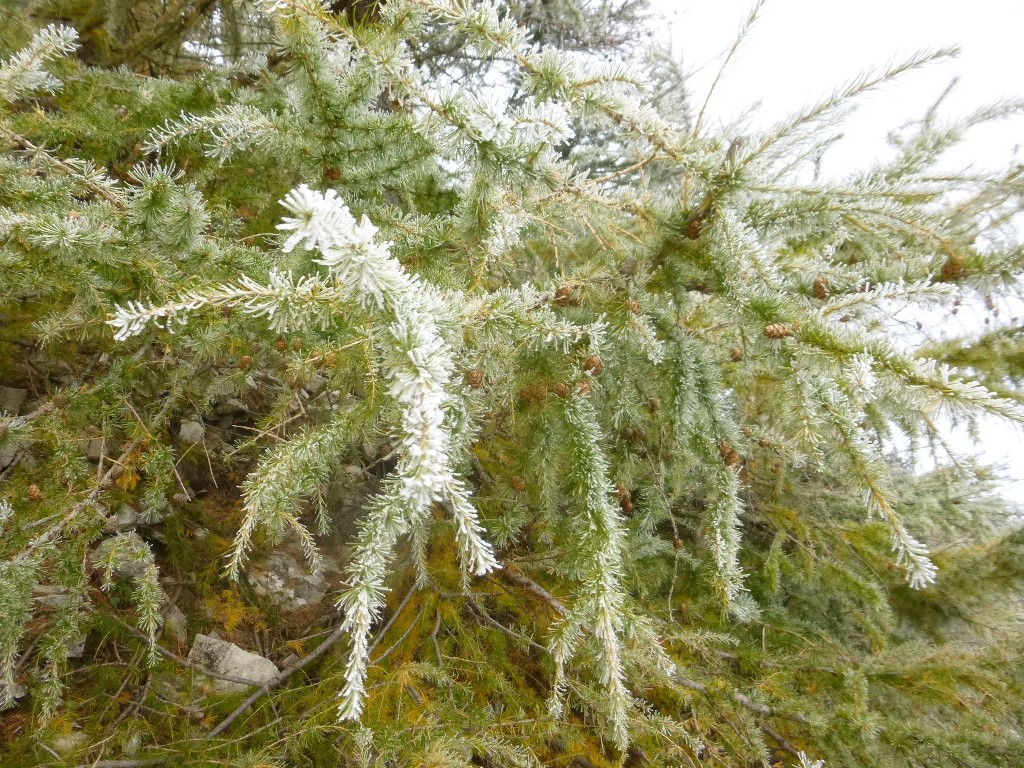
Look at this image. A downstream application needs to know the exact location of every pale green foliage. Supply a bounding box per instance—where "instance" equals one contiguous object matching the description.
[0,24,77,102]
[1,1,1024,765]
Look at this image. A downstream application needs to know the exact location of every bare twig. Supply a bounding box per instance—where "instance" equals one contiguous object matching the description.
[761,721,802,757]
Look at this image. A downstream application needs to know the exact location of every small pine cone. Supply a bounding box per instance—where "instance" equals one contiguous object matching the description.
[763,323,792,339]
[466,369,484,388]
[577,378,591,395]
[554,285,574,306]
[672,538,684,550]
[28,484,42,501]
[758,437,772,448]
[510,475,525,492]
[583,355,604,376]
[554,382,569,397]
[239,355,253,371]
[615,482,629,500]
[620,498,634,516]
[275,337,288,351]
[941,253,964,281]
[648,398,660,413]
[244,167,255,177]
[292,338,302,351]
[321,351,338,368]
[627,299,641,314]
[772,457,783,475]
[324,167,342,182]
[518,385,534,403]
[534,383,548,401]
[813,277,830,299]
[686,216,704,240]
[741,426,752,437]
[729,346,742,362]
[719,442,741,467]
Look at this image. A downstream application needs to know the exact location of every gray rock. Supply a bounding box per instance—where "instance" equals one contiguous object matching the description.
[179,420,206,445]
[67,634,86,658]
[2,681,27,702]
[161,602,187,643]
[305,373,328,396]
[0,386,26,415]
[249,552,327,610]
[123,732,142,756]
[214,398,248,417]
[117,504,138,526]
[52,731,89,755]
[187,634,278,692]
[280,653,301,669]
[0,444,20,472]
[34,585,77,610]
[81,437,105,461]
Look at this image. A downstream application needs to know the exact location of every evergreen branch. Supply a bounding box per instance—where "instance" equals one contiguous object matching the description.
[0,128,123,206]
[706,462,751,618]
[10,394,179,567]
[107,269,338,340]
[0,24,78,102]
[818,279,953,316]
[226,415,358,580]
[553,395,631,747]
[144,105,283,162]
[738,47,959,171]
[691,0,768,139]
[814,381,938,589]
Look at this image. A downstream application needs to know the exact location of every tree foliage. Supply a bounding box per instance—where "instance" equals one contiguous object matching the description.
[1,2,1023,766]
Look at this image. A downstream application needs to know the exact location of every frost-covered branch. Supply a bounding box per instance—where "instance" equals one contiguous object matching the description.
[0,24,78,103]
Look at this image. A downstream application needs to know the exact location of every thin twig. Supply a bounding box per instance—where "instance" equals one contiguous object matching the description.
[761,721,802,757]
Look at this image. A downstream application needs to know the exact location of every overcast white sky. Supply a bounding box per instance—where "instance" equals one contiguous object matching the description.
[647,0,1024,502]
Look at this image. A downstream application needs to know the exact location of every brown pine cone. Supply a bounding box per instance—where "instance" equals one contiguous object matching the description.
[763,323,793,339]
[941,253,964,280]
[583,355,604,376]
[553,285,574,306]
[813,277,830,299]
[719,442,741,467]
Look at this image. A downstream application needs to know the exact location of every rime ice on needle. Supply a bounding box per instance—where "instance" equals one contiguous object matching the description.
[272,185,499,720]
[107,184,500,722]
[277,185,357,254]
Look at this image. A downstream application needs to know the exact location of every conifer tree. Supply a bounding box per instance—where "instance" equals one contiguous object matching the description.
[1,2,1023,766]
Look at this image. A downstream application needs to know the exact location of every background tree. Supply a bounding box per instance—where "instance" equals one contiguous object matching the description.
[1,2,1022,767]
